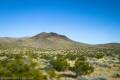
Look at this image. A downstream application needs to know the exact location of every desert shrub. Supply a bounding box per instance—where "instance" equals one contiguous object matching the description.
[65,53,77,60]
[112,71,120,78]
[0,52,47,80]
[50,56,70,71]
[41,54,54,60]
[94,53,104,59]
[77,55,86,61]
[72,56,94,76]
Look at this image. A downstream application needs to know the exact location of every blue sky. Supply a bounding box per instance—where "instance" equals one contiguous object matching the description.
[0,0,120,44]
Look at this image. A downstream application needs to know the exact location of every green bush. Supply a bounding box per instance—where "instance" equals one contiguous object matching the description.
[50,56,69,71]
[72,56,94,76]
[112,72,120,78]
[94,53,104,59]
[65,53,77,60]
[0,52,47,80]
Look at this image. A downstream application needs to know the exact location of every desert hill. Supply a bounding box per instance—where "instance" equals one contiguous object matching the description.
[0,32,119,49]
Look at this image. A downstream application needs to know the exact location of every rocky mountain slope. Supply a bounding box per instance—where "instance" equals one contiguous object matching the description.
[0,32,119,49]
[0,32,88,48]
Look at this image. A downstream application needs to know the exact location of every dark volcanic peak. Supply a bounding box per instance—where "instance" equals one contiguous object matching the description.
[33,32,70,40]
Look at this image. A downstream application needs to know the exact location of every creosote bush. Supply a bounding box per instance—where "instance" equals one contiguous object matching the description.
[0,51,47,80]
[50,55,70,71]
[112,71,120,78]
[73,58,94,76]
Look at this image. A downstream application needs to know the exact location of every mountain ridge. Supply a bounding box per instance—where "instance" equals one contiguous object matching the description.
[0,32,120,49]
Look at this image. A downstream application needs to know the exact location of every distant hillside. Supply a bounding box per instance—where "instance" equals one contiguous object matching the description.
[0,32,120,49]
[96,43,120,49]
[0,32,89,49]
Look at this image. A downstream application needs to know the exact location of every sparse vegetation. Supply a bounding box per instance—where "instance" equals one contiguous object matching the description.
[112,72,120,78]
[0,33,119,80]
